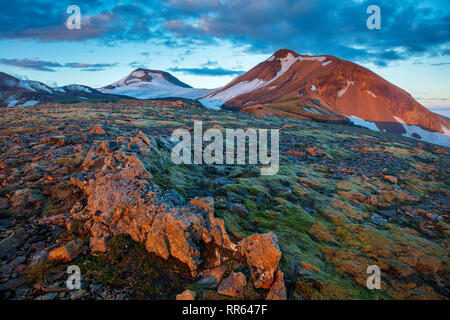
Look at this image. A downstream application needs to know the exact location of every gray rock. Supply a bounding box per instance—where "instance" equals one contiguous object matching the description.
[370,213,387,226]
[70,289,87,300]
[0,277,25,291]
[0,229,30,258]
[35,292,57,300]
[30,249,49,267]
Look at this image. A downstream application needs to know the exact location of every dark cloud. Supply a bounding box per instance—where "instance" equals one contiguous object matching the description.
[163,0,450,66]
[0,1,163,43]
[0,0,448,67]
[0,59,62,72]
[0,58,117,72]
[168,66,245,76]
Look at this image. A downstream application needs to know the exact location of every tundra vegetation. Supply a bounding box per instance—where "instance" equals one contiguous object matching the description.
[0,99,448,300]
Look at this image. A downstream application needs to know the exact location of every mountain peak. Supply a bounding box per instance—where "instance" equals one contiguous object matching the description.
[272,49,300,59]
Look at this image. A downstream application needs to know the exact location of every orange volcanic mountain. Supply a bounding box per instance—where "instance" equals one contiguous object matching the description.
[200,49,450,146]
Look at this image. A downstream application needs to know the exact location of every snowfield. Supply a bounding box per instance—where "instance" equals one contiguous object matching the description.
[394,116,450,147]
[100,70,214,100]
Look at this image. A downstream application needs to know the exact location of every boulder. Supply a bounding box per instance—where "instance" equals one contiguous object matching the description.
[30,250,49,267]
[266,270,287,300]
[49,239,84,262]
[0,229,30,258]
[9,188,43,215]
[89,124,105,135]
[197,264,227,288]
[383,175,398,184]
[238,232,281,289]
[69,134,236,276]
[176,289,196,300]
[217,272,247,297]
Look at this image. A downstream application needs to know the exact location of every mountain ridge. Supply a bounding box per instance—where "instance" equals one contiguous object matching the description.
[199,49,450,146]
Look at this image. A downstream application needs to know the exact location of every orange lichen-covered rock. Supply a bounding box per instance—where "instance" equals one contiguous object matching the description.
[285,150,306,157]
[238,232,281,289]
[217,272,247,297]
[383,175,398,184]
[89,124,105,135]
[49,239,84,262]
[69,134,237,276]
[266,270,287,300]
[176,290,196,300]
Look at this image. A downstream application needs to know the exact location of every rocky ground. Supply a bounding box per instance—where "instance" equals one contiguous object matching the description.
[0,100,448,300]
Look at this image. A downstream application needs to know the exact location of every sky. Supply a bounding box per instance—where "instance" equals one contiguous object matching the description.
[0,0,449,115]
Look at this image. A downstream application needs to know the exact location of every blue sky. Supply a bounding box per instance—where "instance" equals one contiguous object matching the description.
[0,0,449,115]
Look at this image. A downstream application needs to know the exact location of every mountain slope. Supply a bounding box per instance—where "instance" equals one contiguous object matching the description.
[0,72,130,107]
[200,49,450,147]
[99,68,214,99]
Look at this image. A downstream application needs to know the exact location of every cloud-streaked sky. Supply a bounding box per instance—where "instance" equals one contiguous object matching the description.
[0,0,449,115]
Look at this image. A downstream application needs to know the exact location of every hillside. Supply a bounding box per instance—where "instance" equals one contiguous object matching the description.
[0,100,448,300]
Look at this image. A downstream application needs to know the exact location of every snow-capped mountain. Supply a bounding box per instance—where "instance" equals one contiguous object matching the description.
[99,69,214,99]
[0,72,130,107]
[200,49,450,147]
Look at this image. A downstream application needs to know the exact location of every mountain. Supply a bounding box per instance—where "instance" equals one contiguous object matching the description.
[0,72,131,107]
[99,68,214,99]
[200,49,450,147]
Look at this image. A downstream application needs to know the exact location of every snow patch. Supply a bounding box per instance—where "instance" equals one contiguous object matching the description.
[29,81,52,93]
[7,99,19,107]
[65,85,92,93]
[322,61,331,67]
[198,98,227,110]
[208,79,268,101]
[17,100,39,106]
[348,115,380,132]
[337,80,355,98]
[394,116,450,147]
[311,85,317,92]
[267,55,275,62]
[366,90,377,98]
[131,70,145,78]
[18,81,36,92]
[53,87,66,93]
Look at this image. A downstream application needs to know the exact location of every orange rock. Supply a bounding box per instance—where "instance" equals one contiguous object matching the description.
[199,264,227,287]
[285,150,306,157]
[217,272,247,297]
[383,175,398,184]
[266,270,287,300]
[90,237,107,253]
[176,290,196,300]
[49,239,84,262]
[239,232,281,289]
[306,146,325,157]
[89,124,105,135]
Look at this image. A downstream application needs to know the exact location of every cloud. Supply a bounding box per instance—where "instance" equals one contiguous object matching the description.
[0,1,163,43]
[169,66,245,76]
[0,59,62,72]
[0,58,117,71]
[163,0,450,66]
[128,61,148,69]
[0,0,448,67]
[430,62,450,66]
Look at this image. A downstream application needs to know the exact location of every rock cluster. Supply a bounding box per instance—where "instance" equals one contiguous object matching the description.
[68,133,285,298]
